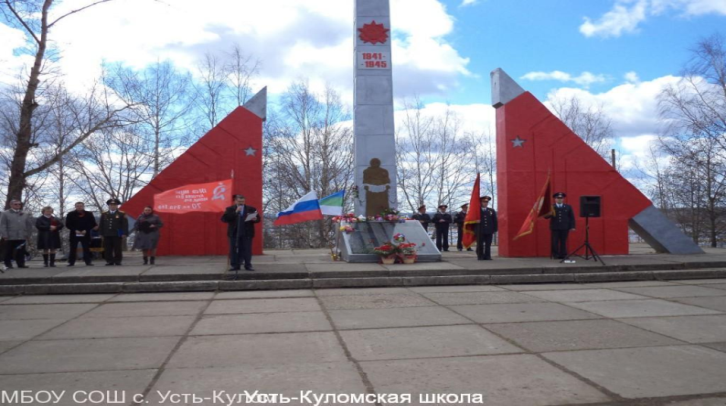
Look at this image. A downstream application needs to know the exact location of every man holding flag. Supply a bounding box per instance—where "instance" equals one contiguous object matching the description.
[477,196,498,260]
[461,174,481,252]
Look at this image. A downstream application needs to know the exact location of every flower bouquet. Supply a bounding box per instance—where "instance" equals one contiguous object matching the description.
[339,225,354,234]
[398,242,417,264]
[372,242,398,264]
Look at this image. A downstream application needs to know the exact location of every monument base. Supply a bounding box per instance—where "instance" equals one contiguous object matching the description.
[336,220,442,263]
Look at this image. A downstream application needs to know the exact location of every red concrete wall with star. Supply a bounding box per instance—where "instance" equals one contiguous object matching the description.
[122,106,264,256]
[497,92,652,257]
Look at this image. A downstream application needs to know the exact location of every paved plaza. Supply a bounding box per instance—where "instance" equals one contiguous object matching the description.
[1,278,726,405]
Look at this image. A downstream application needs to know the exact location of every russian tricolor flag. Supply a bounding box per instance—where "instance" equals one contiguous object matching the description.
[274,191,324,226]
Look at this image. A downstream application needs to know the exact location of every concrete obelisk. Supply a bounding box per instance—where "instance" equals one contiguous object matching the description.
[354,0,397,216]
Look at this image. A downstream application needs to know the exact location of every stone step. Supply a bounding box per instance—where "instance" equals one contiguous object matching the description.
[2,268,725,295]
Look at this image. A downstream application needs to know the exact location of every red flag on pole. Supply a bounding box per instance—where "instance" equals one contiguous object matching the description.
[462,173,481,249]
[153,179,232,214]
[513,172,555,240]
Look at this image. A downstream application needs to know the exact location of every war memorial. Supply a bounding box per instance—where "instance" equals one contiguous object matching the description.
[1,0,726,405]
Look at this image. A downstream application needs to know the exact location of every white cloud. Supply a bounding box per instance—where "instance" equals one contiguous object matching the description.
[624,71,640,83]
[521,70,607,88]
[581,0,726,38]
[2,0,470,100]
[0,23,32,85]
[544,75,680,138]
[460,0,479,7]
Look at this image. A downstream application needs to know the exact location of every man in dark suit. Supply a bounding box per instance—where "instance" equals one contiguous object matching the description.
[544,192,576,259]
[65,202,97,266]
[411,205,431,232]
[432,204,452,252]
[222,195,261,273]
[454,203,472,251]
[98,198,129,266]
[477,196,498,260]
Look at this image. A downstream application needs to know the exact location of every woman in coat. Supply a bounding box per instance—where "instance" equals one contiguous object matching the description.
[133,206,163,265]
[36,206,64,267]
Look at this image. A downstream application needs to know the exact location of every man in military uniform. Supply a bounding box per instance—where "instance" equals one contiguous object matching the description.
[98,198,129,266]
[432,204,452,252]
[454,203,472,251]
[477,196,498,260]
[544,192,576,259]
[412,205,431,232]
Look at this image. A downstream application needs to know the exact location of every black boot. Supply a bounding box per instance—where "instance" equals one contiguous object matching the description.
[50,253,56,267]
[143,257,148,265]
[43,254,49,267]
[150,257,155,265]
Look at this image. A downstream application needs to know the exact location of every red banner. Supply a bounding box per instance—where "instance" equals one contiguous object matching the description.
[513,172,555,240]
[462,173,481,249]
[153,179,232,214]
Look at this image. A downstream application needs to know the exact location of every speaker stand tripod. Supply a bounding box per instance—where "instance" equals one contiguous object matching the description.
[561,217,606,266]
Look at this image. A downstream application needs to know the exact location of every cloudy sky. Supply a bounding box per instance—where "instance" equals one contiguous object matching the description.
[1,0,725,171]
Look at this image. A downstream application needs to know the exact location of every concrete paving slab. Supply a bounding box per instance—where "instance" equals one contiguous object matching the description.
[107,292,215,302]
[384,262,466,272]
[315,287,413,296]
[452,303,602,324]
[675,279,726,285]
[329,306,471,330]
[191,312,332,335]
[0,341,21,354]
[167,332,346,368]
[0,370,158,406]
[0,296,14,303]
[703,342,726,353]
[1,294,116,304]
[141,266,223,281]
[421,291,545,306]
[0,319,67,341]
[407,285,505,293]
[501,281,679,290]
[487,319,682,352]
[215,290,314,299]
[319,293,436,310]
[146,363,367,405]
[308,263,386,272]
[204,297,321,314]
[674,296,726,312]
[613,285,726,298]
[566,299,721,318]
[664,398,726,406]
[543,346,726,398]
[39,315,196,339]
[341,325,522,361]
[619,315,726,343]
[361,354,610,405]
[0,337,180,374]
[52,267,148,279]
[81,301,206,318]
[707,283,726,290]
[0,303,96,320]
[522,289,649,302]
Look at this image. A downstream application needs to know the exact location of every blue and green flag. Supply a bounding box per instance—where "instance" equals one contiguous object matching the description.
[319,191,344,216]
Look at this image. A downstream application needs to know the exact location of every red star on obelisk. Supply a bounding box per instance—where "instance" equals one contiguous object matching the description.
[358,20,389,44]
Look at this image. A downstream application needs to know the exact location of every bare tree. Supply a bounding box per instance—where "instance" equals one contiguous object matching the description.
[107,60,194,177]
[0,0,127,208]
[396,98,436,212]
[195,52,228,132]
[550,95,614,157]
[70,126,153,210]
[264,81,353,248]
[226,44,260,107]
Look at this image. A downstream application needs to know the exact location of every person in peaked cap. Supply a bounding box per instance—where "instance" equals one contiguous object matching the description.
[477,196,498,260]
[412,205,431,232]
[98,198,129,266]
[454,203,471,251]
[544,192,576,259]
[432,204,452,252]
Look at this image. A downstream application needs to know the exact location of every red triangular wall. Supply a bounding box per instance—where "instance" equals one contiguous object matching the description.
[497,92,652,257]
[122,107,264,256]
